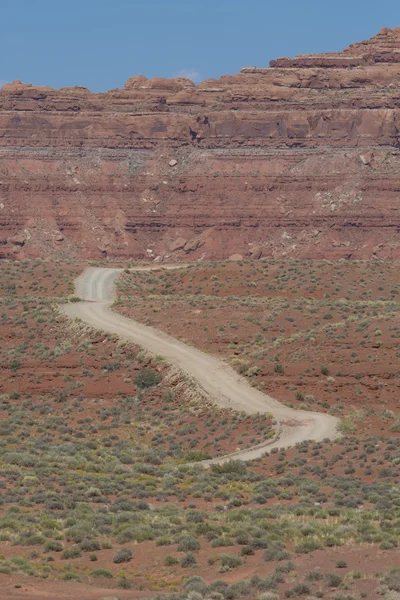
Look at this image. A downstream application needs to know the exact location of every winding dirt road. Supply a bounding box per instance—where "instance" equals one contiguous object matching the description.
[61,267,339,465]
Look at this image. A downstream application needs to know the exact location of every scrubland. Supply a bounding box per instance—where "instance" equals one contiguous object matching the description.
[0,259,399,599]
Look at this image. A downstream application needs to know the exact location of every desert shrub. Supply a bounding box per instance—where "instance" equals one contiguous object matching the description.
[79,538,100,552]
[178,535,200,552]
[211,537,235,548]
[285,583,311,597]
[211,460,247,475]
[62,573,81,581]
[221,554,243,569]
[325,573,342,587]
[241,546,254,556]
[91,568,113,578]
[295,539,322,554]
[117,526,154,544]
[183,576,208,595]
[225,580,251,599]
[10,359,20,372]
[274,363,284,374]
[5,452,35,467]
[118,577,132,589]
[320,365,329,376]
[164,555,179,566]
[187,511,205,523]
[135,368,162,389]
[257,594,279,600]
[65,524,94,544]
[337,419,356,434]
[110,498,135,512]
[113,547,133,563]
[336,560,347,568]
[181,552,197,567]
[209,580,229,595]
[44,540,63,553]
[250,538,268,550]
[185,450,212,462]
[383,568,400,591]
[305,570,323,582]
[61,546,82,559]
[156,536,174,546]
[263,543,289,562]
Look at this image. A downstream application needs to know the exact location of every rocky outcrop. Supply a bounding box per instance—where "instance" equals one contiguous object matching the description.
[2,28,400,260]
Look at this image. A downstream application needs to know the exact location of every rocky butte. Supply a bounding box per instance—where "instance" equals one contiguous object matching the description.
[2,27,400,261]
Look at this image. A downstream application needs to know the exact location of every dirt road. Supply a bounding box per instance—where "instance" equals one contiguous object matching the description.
[61,267,339,465]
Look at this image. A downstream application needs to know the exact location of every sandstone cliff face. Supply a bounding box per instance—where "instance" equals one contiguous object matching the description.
[2,28,400,260]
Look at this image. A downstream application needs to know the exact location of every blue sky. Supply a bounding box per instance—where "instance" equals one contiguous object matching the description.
[1,0,399,92]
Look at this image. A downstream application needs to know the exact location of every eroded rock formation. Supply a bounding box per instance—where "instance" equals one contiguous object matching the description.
[2,28,400,260]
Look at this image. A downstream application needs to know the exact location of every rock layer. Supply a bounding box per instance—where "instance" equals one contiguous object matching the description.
[2,28,400,260]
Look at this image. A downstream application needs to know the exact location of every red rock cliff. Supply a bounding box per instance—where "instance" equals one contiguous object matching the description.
[2,27,400,260]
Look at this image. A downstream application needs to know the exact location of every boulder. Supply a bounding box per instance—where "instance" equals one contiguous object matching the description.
[184,238,204,253]
[360,151,374,165]
[170,237,187,252]
[250,247,262,260]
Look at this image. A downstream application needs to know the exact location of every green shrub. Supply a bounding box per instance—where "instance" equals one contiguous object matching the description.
[178,535,200,552]
[227,580,251,597]
[61,547,82,559]
[10,359,20,372]
[383,568,400,592]
[221,554,242,569]
[337,419,356,434]
[305,570,323,582]
[263,543,289,562]
[294,539,322,554]
[118,577,132,589]
[135,368,162,389]
[62,573,81,581]
[211,460,247,475]
[181,552,197,567]
[183,576,208,595]
[113,547,133,564]
[325,573,342,587]
[79,539,100,552]
[164,555,179,566]
[90,568,113,578]
[44,540,63,553]
[285,583,311,597]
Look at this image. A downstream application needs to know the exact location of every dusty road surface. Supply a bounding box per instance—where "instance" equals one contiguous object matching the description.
[62,267,339,465]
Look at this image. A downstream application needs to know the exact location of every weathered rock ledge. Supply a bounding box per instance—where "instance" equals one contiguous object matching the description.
[1,28,400,260]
